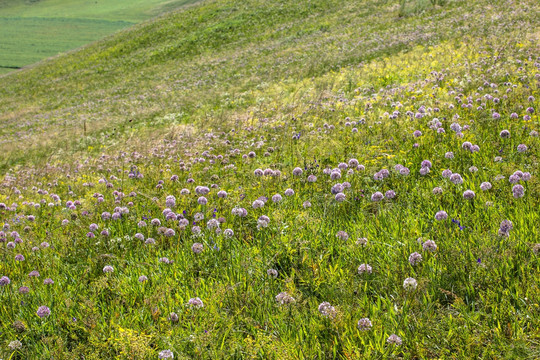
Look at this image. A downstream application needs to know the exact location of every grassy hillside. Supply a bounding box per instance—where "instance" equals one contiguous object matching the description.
[0,0,539,358]
[0,0,201,72]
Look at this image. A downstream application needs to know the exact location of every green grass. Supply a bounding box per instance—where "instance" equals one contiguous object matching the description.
[0,0,201,71]
[0,0,539,358]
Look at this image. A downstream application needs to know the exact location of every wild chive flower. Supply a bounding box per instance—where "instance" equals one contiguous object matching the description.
[15,254,24,261]
[188,297,204,308]
[517,144,528,152]
[371,192,384,202]
[500,130,510,138]
[356,237,368,246]
[435,211,448,221]
[19,286,29,294]
[36,305,51,318]
[357,318,372,331]
[8,340,22,350]
[284,188,295,196]
[158,349,174,359]
[442,169,452,178]
[413,130,422,137]
[275,292,295,305]
[463,190,475,199]
[318,302,336,318]
[450,173,463,185]
[252,200,264,209]
[512,185,525,198]
[336,231,349,241]
[408,252,422,265]
[307,175,317,182]
[138,275,148,282]
[385,190,396,199]
[103,265,114,273]
[292,167,303,176]
[303,201,312,208]
[422,240,437,252]
[192,243,204,254]
[358,264,372,274]
[267,269,278,278]
[432,187,443,195]
[445,151,454,159]
[480,182,492,191]
[387,334,402,345]
[0,276,10,286]
[28,270,40,277]
[419,167,430,176]
[335,192,346,202]
[43,278,54,285]
[403,277,418,291]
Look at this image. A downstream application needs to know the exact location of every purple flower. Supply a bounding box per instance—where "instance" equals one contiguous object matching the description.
[480,182,492,191]
[188,297,204,308]
[36,305,51,318]
[512,184,525,198]
[517,144,528,153]
[463,190,475,200]
[358,263,372,274]
[103,265,114,273]
[357,318,372,331]
[387,334,402,345]
[423,240,437,252]
[385,190,396,199]
[0,276,10,286]
[408,252,422,265]
[371,192,384,202]
[435,211,448,221]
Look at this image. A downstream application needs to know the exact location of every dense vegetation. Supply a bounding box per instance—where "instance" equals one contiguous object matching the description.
[0,0,539,358]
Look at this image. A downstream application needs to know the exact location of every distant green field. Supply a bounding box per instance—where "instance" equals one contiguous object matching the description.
[0,0,200,71]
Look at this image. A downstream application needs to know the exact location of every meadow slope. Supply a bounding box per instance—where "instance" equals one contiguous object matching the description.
[0,0,201,73]
[0,0,539,358]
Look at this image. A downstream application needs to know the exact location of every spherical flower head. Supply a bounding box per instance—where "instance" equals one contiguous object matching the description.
[307,174,317,183]
[103,265,114,273]
[284,188,295,196]
[217,190,227,198]
[522,172,531,181]
[442,169,452,178]
[500,130,510,138]
[450,173,463,185]
[292,167,303,176]
[413,130,422,137]
[43,278,54,285]
[398,166,410,176]
[138,275,148,283]
[517,144,528,153]
[371,192,384,202]
[358,263,372,275]
[134,233,145,241]
[421,160,432,168]
[463,190,475,200]
[331,184,344,194]
[508,174,520,184]
[445,152,454,159]
[19,286,29,294]
[192,243,204,254]
[252,200,264,209]
[499,220,513,233]
[15,254,25,261]
[480,182,492,191]
[330,171,341,180]
[349,159,359,167]
[357,318,372,331]
[387,334,402,345]
[435,211,448,221]
[318,302,336,317]
[419,167,430,176]
[197,196,208,205]
[356,237,368,246]
[267,268,278,278]
[422,240,437,252]
[335,192,346,202]
[303,201,312,208]
[275,292,295,305]
[385,190,396,199]
[36,305,51,318]
[188,297,204,308]
[158,349,174,359]
[403,277,417,291]
[8,340,22,350]
[408,252,423,266]
[512,185,525,198]
[28,270,40,277]
[336,231,349,241]
[0,276,10,286]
